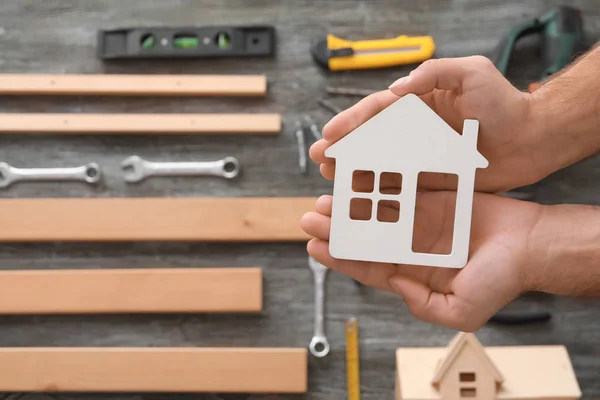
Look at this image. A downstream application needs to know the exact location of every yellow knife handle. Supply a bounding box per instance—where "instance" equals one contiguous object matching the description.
[328,34,435,71]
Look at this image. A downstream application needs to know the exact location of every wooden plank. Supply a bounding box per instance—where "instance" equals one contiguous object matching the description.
[0,197,314,242]
[0,74,267,96]
[0,114,281,134]
[0,268,262,314]
[0,347,307,393]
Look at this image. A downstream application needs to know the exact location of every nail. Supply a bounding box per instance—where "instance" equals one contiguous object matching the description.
[388,76,410,90]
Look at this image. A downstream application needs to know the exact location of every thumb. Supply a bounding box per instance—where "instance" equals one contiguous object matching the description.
[389,275,474,331]
[388,56,490,97]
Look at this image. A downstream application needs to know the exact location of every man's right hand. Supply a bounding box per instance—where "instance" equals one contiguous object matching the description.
[311,56,548,193]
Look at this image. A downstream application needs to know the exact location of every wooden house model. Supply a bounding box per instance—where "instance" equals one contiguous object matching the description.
[395,332,581,400]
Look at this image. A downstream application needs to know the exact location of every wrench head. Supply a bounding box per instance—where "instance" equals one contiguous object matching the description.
[83,163,102,184]
[121,155,147,183]
[309,335,330,358]
[308,256,328,273]
[0,162,14,188]
[221,157,241,179]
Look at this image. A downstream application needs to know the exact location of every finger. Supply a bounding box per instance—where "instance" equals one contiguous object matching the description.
[314,195,332,217]
[300,212,331,241]
[322,90,399,142]
[320,162,335,180]
[388,275,478,331]
[307,239,396,292]
[309,139,330,164]
[388,57,488,96]
[416,171,459,191]
[306,238,330,264]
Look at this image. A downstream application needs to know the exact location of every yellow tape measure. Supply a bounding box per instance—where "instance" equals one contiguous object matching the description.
[346,317,360,400]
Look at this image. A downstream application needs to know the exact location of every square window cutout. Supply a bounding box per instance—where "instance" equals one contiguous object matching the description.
[380,172,402,194]
[460,388,476,398]
[377,200,400,223]
[350,198,372,221]
[352,170,374,193]
[459,372,476,382]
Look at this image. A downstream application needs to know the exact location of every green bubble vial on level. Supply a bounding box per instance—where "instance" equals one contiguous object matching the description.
[216,32,231,49]
[141,34,155,49]
[174,36,199,48]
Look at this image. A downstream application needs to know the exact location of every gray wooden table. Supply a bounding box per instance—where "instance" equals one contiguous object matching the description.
[0,1,598,399]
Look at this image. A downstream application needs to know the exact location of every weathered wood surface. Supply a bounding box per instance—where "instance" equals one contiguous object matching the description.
[0,1,598,399]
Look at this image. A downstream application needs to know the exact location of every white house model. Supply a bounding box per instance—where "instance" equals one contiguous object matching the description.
[324,94,489,269]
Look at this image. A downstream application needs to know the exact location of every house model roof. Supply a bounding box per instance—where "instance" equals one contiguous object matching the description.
[432,332,503,385]
[325,93,488,174]
[396,333,582,400]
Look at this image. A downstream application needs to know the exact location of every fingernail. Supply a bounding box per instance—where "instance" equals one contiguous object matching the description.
[321,121,332,139]
[388,76,410,89]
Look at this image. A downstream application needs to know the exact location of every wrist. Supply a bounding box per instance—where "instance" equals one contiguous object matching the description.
[523,204,552,293]
[525,93,572,180]
[526,204,600,296]
[520,94,552,182]
[526,48,600,177]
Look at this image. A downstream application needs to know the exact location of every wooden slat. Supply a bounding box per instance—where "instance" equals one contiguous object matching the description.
[0,348,307,393]
[0,74,267,96]
[0,197,314,242]
[0,113,281,134]
[0,268,262,314]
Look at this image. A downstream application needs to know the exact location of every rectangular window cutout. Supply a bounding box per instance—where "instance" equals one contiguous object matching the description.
[352,170,374,193]
[412,172,458,255]
[380,172,402,194]
[350,198,372,221]
[459,372,476,382]
[377,200,400,223]
[460,388,476,398]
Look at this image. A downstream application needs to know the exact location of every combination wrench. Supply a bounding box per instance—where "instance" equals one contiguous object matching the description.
[122,155,240,183]
[308,256,330,357]
[0,162,101,188]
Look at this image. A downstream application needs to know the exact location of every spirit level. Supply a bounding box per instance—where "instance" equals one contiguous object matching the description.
[98,25,276,60]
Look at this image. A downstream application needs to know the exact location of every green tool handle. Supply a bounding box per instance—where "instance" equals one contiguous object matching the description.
[490,19,543,76]
[541,6,586,77]
[490,6,586,80]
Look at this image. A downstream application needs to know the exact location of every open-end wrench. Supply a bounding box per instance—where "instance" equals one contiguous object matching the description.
[0,162,101,189]
[122,155,240,183]
[309,256,330,357]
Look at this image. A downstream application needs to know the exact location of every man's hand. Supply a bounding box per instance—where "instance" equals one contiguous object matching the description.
[311,56,546,193]
[301,193,543,331]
